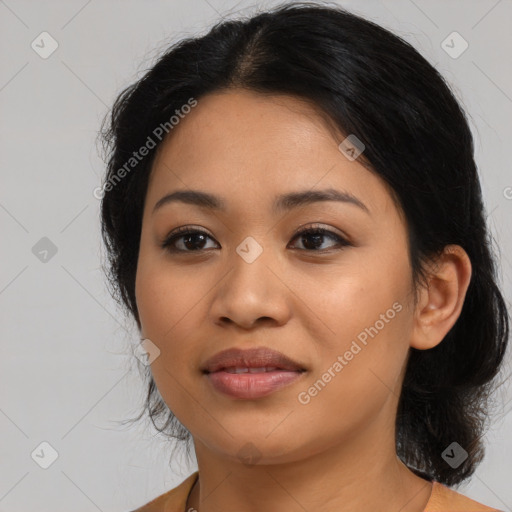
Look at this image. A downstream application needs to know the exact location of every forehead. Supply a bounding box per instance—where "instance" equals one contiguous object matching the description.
[146,89,397,219]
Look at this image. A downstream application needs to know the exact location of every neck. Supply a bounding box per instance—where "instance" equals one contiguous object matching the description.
[186,420,432,512]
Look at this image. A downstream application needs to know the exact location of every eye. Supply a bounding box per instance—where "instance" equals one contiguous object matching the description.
[161,226,219,253]
[161,224,350,254]
[288,224,350,252]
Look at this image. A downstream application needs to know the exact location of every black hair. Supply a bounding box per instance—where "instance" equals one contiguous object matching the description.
[99,1,510,486]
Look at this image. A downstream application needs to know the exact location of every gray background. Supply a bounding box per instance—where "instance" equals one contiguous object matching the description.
[1,0,511,511]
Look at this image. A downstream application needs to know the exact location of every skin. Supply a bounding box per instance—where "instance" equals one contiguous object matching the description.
[135,89,472,512]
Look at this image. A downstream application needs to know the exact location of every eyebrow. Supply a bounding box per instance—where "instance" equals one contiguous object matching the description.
[152,188,370,215]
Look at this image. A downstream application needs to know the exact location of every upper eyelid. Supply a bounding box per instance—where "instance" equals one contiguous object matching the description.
[166,224,343,239]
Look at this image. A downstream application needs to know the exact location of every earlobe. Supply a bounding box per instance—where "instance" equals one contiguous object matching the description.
[410,244,472,351]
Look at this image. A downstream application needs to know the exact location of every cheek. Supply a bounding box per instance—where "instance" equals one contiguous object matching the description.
[299,248,412,406]
[135,252,207,340]
[134,265,197,419]
[305,247,410,347]
[134,254,211,396]
[135,264,170,339]
[295,297,410,448]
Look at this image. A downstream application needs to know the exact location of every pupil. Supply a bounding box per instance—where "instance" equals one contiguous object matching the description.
[185,233,206,250]
[304,233,323,250]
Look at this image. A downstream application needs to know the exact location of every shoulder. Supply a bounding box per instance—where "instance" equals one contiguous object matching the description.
[425,481,504,512]
[127,473,504,512]
[128,471,199,512]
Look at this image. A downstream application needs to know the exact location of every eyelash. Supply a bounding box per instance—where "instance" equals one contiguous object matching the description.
[160,224,351,254]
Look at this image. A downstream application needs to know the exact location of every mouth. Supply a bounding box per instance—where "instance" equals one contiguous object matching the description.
[209,366,305,374]
[201,347,307,400]
[201,346,306,374]
[204,368,306,399]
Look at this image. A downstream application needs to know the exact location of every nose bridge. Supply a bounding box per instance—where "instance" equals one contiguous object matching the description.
[211,234,289,327]
[228,234,274,301]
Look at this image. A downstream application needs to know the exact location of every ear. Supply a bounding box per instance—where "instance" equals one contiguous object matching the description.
[410,244,472,350]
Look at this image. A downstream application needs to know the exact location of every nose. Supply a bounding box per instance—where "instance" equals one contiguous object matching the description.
[209,244,291,330]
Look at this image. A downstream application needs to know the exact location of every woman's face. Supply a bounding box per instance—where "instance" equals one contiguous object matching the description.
[135,89,418,464]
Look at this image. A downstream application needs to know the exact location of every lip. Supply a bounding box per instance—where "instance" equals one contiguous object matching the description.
[201,346,306,374]
[202,346,307,400]
[206,370,305,399]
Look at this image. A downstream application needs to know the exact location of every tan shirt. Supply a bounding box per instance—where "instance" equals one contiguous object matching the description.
[130,471,504,512]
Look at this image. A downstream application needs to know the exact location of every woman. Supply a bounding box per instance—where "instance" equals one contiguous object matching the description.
[99,2,510,511]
